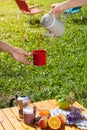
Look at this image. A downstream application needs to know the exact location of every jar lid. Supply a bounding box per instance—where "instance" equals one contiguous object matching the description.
[23,107,33,114]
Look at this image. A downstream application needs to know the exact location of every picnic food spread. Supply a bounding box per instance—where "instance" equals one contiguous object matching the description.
[1,98,87,130]
[16,94,87,130]
[31,106,87,129]
[34,106,87,129]
[51,108,87,129]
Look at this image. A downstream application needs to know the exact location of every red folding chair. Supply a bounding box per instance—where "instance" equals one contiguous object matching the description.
[15,0,45,20]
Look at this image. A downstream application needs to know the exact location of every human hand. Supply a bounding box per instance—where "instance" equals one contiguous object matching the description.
[49,2,68,17]
[50,0,87,16]
[11,47,33,65]
[49,0,70,17]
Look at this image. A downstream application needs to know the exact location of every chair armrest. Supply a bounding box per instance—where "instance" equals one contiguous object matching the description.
[29,4,40,9]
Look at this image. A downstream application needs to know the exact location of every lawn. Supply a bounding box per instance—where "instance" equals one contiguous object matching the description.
[0,0,87,108]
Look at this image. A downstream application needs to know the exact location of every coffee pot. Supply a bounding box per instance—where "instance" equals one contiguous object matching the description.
[10,95,31,108]
[10,95,31,118]
[40,14,65,37]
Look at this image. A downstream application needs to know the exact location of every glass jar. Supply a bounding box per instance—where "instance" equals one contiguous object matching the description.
[23,107,34,124]
[39,107,50,117]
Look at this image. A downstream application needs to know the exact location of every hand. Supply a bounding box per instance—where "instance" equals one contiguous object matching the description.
[11,47,33,65]
[49,3,66,17]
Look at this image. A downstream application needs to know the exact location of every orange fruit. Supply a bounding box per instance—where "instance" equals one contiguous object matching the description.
[38,117,48,129]
[48,116,61,129]
[57,114,66,125]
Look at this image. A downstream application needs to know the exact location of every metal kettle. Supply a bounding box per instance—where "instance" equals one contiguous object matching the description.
[10,95,31,108]
[40,14,65,37]
[10,95,31,118]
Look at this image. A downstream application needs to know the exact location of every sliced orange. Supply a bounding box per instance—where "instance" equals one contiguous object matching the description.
[48,116,61,129]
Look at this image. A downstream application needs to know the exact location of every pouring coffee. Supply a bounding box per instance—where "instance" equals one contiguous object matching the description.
[40,14,65,37]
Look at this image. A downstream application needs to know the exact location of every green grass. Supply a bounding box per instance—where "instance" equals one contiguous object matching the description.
[0,0,87,108]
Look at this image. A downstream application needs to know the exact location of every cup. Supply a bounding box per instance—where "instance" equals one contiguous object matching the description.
[23,107,35,124]
[32,50,46,66]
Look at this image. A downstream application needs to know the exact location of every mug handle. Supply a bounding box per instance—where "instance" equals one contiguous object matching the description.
[10,95,18,107]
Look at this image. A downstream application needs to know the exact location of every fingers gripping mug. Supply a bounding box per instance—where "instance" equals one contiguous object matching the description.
[40,14,65,37]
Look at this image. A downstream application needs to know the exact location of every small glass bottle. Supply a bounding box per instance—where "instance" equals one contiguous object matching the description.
[39,107,50,117]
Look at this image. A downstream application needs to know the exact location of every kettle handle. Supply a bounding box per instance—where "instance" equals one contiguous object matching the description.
[10,95,18,107]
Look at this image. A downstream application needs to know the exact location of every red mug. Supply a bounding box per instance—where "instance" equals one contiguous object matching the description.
[32,50,46,66]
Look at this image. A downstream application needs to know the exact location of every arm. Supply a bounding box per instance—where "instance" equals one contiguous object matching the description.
[0,41,15,54]
[49,0,87,16]
[0,41,33,65]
